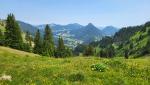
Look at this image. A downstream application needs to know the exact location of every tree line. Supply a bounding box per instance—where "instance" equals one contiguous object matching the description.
[0,14,72,58]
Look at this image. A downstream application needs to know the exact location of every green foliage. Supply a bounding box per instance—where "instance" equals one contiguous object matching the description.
[90,36,113,48]
[4,14,23,49]
[24,31,32,52]
[124,49,129,59]
[57,36,65,51]
[89,21,150,58]
[137,38,150,57]
[113,26,142,43]
[0,29,4,45]
[107,45,115,58]
[83,45,94,56]
[25,31,32,46]
[55,36,72,58]
[91,63,107,72]
[73,44,86,56]
[33,29,42,54]
[22,43,31,52]
[99,49,107,57]
[42,25,54,57]
[99,45,115,58]
[147,28,150,35]
[68,73,85,82]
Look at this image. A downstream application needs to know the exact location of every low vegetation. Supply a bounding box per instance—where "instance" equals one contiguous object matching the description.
[0,46,150,85]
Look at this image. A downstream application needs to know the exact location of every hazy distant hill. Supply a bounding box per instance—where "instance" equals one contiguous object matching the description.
[37,23,83,31]
[18,21,38,36]
[102,26,118,36]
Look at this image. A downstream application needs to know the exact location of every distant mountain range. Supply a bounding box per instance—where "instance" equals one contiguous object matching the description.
[71,23,103,43]
[17,21,118,48]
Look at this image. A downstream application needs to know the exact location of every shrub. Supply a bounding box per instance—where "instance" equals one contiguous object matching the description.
[91,63,107,72]
[68,73,85,82]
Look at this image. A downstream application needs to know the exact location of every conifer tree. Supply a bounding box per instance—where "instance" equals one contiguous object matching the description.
[0,29,3,38]
[107,45,115,58]
[56,36,66,57]
[23,31,32,52]
[25,31,32,46]
[0,29,4,45]
[5,14,23,49]
[33,29,42,54]
[42,25,54,57]
[58,36,65,51]
[83,45,94,56]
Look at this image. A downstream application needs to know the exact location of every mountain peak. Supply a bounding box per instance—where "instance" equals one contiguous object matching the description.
[86,23,97,29]
[87,23,94,26]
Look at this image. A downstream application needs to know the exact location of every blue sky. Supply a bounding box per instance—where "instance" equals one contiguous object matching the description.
[0,0,150,27]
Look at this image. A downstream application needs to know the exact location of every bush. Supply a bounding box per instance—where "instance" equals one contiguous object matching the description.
[91,63,107,72]
[68,73,85,82]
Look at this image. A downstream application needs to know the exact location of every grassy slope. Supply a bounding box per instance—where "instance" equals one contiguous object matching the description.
[0,46,150,85]
[117,27,150,57]
[0,25,5,32]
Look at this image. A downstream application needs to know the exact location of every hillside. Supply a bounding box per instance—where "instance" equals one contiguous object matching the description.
[0,46,150,85]
[88,21,150,58]
[118,26,150,57]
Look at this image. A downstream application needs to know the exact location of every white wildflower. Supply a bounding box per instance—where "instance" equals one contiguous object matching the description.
[0,74,12,81]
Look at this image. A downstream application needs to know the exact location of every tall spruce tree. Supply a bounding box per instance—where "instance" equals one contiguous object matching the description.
[42,25,54,57]
[58,36,65,51]
[5,14,23,49]
[33,29,42,54]
[56,36,66,57]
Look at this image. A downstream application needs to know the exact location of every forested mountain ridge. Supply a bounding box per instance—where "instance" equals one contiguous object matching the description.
[87,21,150,58]
[118,22,150,57]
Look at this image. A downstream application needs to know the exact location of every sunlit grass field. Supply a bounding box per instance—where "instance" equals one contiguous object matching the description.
[0,46,150,85]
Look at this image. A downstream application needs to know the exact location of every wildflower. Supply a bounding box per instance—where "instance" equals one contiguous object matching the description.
[0,74,12,81]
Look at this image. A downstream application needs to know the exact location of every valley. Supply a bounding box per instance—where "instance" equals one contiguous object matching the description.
[0,1,150,84]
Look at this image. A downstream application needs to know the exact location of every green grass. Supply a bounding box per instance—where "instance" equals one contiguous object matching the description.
[0,25,5,32]
[0,46,150,85]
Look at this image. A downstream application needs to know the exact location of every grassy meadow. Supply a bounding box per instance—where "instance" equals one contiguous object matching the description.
[0,46,150,85]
